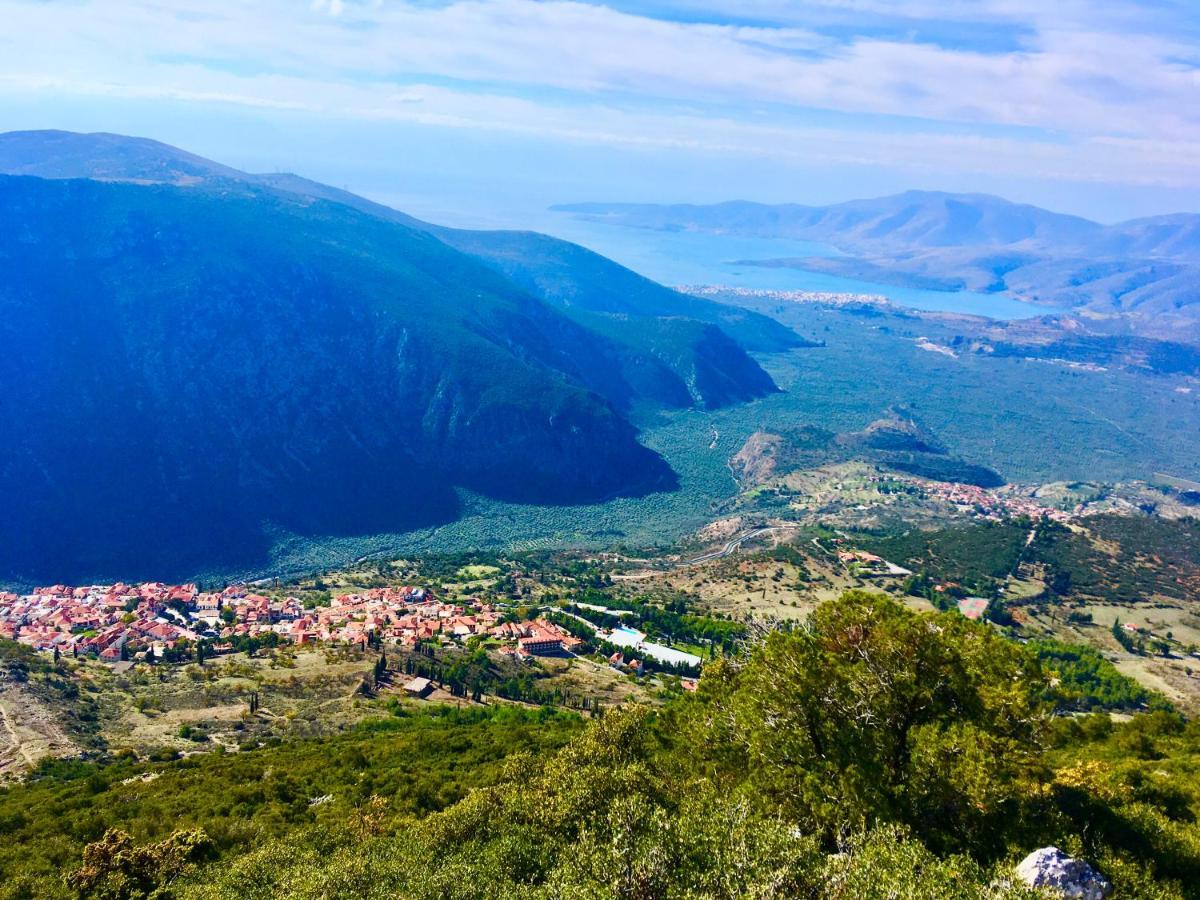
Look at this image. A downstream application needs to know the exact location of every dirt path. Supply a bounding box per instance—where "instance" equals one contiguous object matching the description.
[0,683,78,779]
[0,696,35,767]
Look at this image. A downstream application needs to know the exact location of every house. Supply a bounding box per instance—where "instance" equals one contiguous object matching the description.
[403,676,433,698]
[518,633,562,656]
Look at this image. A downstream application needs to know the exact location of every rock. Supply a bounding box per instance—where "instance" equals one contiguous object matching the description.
[1016,847,1111,900]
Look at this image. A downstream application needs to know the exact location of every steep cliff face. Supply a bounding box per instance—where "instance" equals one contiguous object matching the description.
[0,176,674,581]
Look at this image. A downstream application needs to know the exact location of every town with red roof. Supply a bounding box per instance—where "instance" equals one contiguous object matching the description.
[0,581,582,664]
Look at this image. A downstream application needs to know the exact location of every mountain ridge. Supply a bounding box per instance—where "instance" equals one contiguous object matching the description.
[0,130,807,582]
[553,191,1199,258]
[554,193,1200,335]
[0,130,804,364]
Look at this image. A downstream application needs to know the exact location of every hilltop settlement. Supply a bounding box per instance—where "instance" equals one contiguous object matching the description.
[0,582,590,666]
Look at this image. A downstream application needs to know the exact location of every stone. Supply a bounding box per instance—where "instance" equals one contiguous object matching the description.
[1015,847,1111,900]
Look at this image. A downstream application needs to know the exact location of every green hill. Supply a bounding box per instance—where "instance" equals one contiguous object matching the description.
[0,131,810,583]
[0,175,679,582]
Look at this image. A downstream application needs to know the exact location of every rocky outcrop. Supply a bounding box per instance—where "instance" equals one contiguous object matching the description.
[1015,847,1111,900]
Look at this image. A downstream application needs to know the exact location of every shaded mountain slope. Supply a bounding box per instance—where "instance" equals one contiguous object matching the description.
[0,175,678,582]
[0,130,821,581]
[0,130,802,412]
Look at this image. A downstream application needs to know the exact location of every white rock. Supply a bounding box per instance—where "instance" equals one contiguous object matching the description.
[1016,847,1111,900]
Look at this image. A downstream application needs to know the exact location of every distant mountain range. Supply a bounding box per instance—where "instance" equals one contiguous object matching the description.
[0,130,805,583]
[555,193,1200,339]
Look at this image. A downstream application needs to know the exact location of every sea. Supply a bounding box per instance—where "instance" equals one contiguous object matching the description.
[535,213,1051,320]
[377,190,1051,321]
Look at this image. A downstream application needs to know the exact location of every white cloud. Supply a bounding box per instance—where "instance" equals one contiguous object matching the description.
[0,0,1198,190]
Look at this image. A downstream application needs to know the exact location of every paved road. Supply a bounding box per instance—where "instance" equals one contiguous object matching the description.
[678,524,803,567]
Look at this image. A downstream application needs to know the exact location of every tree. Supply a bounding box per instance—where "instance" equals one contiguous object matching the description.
[693,591,1049,853]
[65,828,214,899]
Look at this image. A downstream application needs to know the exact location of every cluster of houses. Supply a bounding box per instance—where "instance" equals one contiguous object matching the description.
[915,479,1071,523]
[0,582,204,661]
[0,580,581,664]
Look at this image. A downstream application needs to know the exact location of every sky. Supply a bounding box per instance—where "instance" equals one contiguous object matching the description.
[2,0,1199,224]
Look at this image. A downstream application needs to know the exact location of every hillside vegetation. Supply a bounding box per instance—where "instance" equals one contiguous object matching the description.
[4,593,1199,898]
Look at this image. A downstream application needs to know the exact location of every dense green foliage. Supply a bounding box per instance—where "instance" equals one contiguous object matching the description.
[8,592,1199,899]
[175,593,1200,899]
[691,593,1048,855]
[1031,638,1165,711]
[859,520,1030,595]
[856,514,1200,609]
[0,705,580,897]
[1035,516,1200,603]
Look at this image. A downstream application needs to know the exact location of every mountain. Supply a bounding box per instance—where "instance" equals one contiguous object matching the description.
[555,193,1200,335]
[555,191,1200,259]
[0,131,804,401]
[0,175,680,581]
[0,129,248,183]
[0,131,803,583]
[729,411,1003,491]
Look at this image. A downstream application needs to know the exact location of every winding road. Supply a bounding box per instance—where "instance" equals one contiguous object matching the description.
[678,524,803,567]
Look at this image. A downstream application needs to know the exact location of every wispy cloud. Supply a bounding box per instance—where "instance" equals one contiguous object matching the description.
[0,0,1198,194]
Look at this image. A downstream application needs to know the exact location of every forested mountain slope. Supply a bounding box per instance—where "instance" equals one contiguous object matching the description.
[0,131,807,582]
[0,175,677,581]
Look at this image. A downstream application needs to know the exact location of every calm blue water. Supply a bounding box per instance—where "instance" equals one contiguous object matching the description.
[536,214,1051,321]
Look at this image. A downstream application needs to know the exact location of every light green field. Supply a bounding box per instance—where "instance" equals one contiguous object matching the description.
[456,564,502,580]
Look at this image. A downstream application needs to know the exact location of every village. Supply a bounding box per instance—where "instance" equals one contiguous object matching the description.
[919,478,1074,524]
[0,580,593,667]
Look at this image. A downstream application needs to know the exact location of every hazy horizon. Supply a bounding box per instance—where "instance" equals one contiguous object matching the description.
[2,1,1200,225]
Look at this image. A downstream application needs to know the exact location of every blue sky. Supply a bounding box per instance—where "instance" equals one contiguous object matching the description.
[1,0,1199,223]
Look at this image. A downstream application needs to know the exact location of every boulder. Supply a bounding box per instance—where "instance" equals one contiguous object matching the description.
[1016,847,1111,899]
